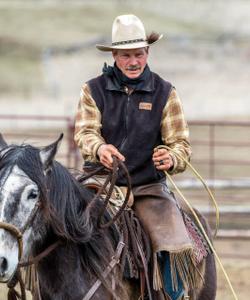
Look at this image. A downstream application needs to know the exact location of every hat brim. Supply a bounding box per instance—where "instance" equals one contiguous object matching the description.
[96,34,163,52]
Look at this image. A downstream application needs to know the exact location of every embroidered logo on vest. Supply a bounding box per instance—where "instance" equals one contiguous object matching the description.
[139,102,152,111]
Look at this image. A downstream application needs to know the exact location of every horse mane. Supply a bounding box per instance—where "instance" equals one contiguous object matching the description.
[46,160,94,243]
[0,144,118,280]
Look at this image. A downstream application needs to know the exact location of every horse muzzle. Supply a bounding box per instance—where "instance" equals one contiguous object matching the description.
[0,250,18,283]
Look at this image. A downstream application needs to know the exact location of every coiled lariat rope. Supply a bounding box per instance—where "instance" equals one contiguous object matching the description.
[155,145,239,300]
[155,145,220,238]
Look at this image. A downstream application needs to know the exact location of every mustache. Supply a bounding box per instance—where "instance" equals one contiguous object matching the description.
[126,65,141,71]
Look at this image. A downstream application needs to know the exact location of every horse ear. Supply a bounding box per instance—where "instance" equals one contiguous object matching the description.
[39,133,63,171]
[0,133,8,150]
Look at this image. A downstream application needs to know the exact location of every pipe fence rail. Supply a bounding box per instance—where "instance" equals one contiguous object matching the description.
[0,115,250,239]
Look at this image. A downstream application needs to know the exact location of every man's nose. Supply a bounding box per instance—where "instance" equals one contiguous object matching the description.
[129,56,137,65]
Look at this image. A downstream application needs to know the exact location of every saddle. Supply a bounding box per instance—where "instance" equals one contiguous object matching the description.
[82,174,211,299]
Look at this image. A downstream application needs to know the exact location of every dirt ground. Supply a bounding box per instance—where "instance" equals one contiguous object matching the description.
[215,239,250,300]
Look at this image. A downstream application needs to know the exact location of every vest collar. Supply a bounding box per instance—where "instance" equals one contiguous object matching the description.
[105,72,155,92]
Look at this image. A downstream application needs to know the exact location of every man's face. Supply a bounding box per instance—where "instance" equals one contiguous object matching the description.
[112,48,148,79]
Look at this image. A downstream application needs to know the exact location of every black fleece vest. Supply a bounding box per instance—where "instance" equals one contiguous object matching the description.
[87,72,172,186]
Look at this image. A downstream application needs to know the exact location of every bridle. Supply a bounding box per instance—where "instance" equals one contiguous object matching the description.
[0,201,41,260]
[0,200,43,300]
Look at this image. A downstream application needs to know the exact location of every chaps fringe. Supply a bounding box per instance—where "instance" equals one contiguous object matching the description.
[169,249,204,292]
[153,253,163,290]
[152,248,205,294]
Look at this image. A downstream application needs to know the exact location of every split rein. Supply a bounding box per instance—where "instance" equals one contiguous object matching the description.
[0,157,131,300]
[78,157,132,228]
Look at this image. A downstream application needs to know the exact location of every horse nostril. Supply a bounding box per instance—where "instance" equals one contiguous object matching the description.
[0,257,8,276]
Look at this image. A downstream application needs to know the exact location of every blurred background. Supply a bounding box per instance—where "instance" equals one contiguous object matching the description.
[0,0,250,299]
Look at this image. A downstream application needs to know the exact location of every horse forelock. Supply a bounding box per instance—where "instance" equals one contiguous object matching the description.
[0,145,47,223]
[0,144,48,204]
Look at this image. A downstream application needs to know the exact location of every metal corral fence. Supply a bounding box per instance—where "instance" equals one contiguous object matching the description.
[177,120,250,240]
[1,115,250,239]
[181,120,250,211]
[0,114,78,168]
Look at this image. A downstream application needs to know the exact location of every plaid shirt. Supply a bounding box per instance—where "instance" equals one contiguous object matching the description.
[74,83,191,175]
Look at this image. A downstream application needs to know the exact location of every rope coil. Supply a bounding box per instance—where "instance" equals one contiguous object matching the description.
[156,145,239,300]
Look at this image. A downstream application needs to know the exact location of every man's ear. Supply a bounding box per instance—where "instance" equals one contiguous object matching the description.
[112,49,118,59]
[0,134,8,151]
[39,133,63,172]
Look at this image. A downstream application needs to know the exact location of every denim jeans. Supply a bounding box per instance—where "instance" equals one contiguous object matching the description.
[159,252,184,300]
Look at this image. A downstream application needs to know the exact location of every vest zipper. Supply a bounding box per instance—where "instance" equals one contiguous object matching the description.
[120,88,131,150]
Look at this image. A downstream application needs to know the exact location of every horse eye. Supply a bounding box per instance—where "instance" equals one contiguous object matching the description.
[28,190,39,200]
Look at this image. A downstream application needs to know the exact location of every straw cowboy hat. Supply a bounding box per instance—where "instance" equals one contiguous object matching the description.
[96,14,163,51]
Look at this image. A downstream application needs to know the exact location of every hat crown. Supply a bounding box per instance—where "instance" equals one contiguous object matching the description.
[112,14,146,44]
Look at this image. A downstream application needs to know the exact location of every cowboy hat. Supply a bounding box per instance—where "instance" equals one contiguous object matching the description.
[96,14,163,52]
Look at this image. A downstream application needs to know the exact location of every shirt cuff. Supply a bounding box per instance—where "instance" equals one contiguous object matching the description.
[93,142,106,160]
[167,152,178,174]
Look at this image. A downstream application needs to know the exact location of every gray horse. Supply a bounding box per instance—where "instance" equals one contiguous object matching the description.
[0,134,216,300]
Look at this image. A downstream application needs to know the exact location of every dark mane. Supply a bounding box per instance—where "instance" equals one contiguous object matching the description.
[46,160,94,243]
[0,144,117,279]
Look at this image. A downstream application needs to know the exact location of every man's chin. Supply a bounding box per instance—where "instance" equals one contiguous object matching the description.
[126,71,141,79]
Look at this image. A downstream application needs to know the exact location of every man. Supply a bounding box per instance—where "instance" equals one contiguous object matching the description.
[74,15,199,300]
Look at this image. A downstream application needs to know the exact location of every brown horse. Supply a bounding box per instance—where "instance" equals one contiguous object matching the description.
[0,134,216,300]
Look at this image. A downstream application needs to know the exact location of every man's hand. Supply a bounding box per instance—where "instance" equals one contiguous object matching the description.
[97,144,125,169]
[152,148,174,171]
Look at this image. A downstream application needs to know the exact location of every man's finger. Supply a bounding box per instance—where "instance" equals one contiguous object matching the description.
[101,157,113,169]
[111,148,125,161]
[153,148,167,158]
[115,152,125,161]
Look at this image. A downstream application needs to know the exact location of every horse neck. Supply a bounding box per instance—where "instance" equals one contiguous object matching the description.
[37,243,91,298]
[36,239,124,300]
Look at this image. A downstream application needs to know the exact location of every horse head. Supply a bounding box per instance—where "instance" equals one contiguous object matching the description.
[0,133,63,282]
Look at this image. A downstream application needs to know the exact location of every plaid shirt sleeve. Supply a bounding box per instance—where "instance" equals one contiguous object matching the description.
[160,87,192,174]
[74,83,105,162]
